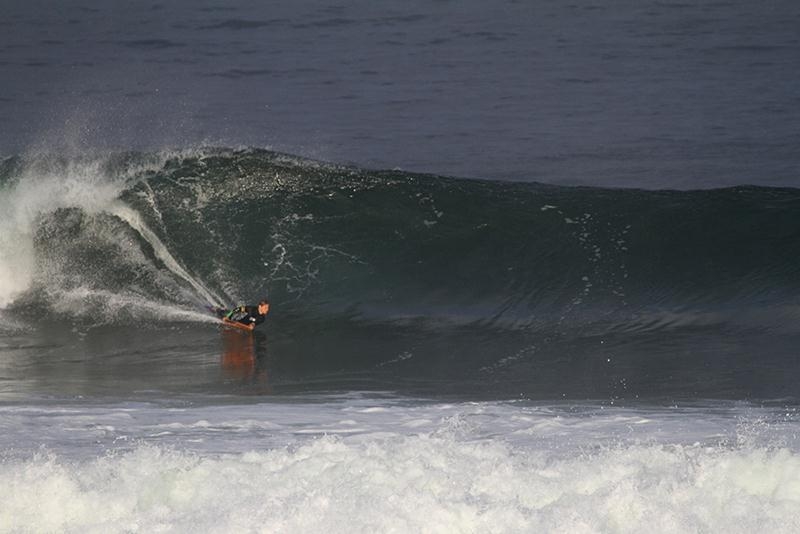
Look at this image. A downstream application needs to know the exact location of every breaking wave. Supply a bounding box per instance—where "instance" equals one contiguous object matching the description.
[2,148,800,399]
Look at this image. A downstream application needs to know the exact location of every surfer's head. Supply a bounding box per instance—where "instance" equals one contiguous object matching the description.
[258,299,270,315]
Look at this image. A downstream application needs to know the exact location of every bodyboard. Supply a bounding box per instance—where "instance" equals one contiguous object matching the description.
[206,306,255,332]
[221,317,255,332]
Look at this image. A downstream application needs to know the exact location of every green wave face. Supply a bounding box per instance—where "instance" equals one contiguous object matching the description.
[4,148,800,399]
[118,149,800,323]
[6,148,800,325]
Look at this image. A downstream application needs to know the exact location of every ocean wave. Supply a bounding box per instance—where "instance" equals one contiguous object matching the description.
[2,436,800,533]
[2,148,800,399]
[4,147,800,325]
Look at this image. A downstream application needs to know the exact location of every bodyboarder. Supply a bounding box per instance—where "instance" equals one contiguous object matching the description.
[214,299,270,327]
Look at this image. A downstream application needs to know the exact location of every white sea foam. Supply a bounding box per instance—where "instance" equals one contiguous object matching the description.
[0,158,122,307]
[0,153,223,314]
[2,431,800,533]
[1,399,799,533]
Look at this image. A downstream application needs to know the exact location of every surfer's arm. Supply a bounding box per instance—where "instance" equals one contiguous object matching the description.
[224,306,245,319]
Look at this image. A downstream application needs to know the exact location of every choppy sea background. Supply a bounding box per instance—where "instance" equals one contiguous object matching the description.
[2,1,800,532]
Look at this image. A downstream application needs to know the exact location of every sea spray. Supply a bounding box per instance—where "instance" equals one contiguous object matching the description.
[109,204,223,307]
[0,158,123,307]
[0,153,224,316]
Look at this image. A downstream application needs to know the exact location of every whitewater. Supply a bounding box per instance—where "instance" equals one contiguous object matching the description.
[2,398,800,533]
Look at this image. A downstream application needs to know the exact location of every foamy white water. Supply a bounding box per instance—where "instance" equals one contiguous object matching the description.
[0,153,224,315]
[2,397,799,533]
[0,159,120,307]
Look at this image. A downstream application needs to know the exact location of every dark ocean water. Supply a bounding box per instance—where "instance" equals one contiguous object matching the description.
[4,4,800,531]
[1,0,799,188]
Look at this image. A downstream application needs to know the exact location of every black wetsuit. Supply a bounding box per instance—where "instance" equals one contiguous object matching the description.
[217,306,267,326]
